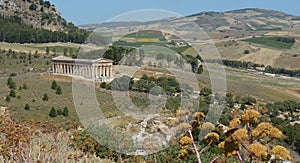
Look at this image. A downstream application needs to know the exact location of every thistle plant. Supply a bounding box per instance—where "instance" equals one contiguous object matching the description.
[218,108,290,163]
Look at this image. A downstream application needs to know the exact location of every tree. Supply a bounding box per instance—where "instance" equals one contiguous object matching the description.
[24,104,30,110]
[63,107,69,117]
[42,93,49,101]
[200,87,212,97]
[49,107,57,117]
[29,4,37,11]
[9,90,16,97]
[63,48,68,56]
[7,77,16,89]
[56,86,62,95]
[5,95,10,102]
[244,50,250,54]
[46,47,50,55]
[22,83,28,90]
[51,80,57,89]
[52,48,56,56]
[197,65,203,74]
[100,82,107,89]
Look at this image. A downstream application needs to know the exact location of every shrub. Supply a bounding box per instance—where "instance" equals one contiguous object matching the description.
[9,90,16,97]
[10,73,17,77]
[100,82,107,88]
[24,104,30,110]
[49,107,57,117]
[29,4,37,11]
[56,86,62,95]
[63,107,69,117]
[51,80,57,89]
[42,93,48,101]
[5,95,10,102]
[244,50,250,54]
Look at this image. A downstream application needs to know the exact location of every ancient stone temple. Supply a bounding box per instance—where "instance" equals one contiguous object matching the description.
[52,56,113,82]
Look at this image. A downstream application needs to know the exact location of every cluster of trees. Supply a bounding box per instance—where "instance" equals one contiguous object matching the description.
[211,59,300,78]
[5,77,30,110]
[110,75,180,96]
[51,80,62,95]
[221,60,263,69]
[0,16,90,43]
[275,37,296,44]
[103,46,135,65]
[49,106,69,117]
[264,65,300,77]
[5,77,17,102]
[183,54,203,74]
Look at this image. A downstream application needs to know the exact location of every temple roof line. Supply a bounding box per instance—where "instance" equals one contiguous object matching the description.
[52,56,113,63]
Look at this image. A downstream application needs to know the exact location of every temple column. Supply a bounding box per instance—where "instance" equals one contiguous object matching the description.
[82,65,84,76]
[70,65,73,75]
[99,66,101,77]
[86,65,88,77]
[73,65,75,75]
[103,66,106,77]
[63,64,66,74]
[110,66,113,77]
[68,64,70,74]
[55,64,57,73]
[83,65,86,77]
[79,65,81,76]
[100,66,103,77]
[106,66,109,76]
[66,64,68,74]
[90,65,93,78]
[56,64,60,74]
[95,66,98,78]
[88,65,91,78]
[106,66,109,77]
[61,64,63,74]
[75,65,78,75]
[92,66,95,79]
[79,65,82,76]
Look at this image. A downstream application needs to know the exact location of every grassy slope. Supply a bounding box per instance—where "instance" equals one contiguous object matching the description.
[242,37,295,49]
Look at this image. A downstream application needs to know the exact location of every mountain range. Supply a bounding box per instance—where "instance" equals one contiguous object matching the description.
[81,8,300,32]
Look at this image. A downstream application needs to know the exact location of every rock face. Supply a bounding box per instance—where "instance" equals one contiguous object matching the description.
[0,0,66,31]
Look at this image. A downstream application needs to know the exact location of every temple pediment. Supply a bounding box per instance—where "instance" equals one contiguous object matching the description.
[52,56,113,64]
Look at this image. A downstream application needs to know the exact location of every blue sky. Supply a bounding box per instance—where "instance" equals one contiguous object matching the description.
[49,0,300,25]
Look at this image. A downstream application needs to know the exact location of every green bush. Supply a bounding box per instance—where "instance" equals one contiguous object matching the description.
[42,93,49,101]
[24,104,30,110]
[49,107,57,117]
[56,86,62,95]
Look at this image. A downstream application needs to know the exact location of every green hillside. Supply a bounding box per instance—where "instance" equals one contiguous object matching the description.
[0,16,90,44]
[242,36,295,49]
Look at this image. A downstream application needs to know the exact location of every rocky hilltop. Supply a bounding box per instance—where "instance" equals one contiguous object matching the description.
[0,0,66,31]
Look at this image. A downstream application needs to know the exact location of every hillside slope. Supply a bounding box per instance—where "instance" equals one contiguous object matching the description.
[0,0,66,31]
[83,8,300,32]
